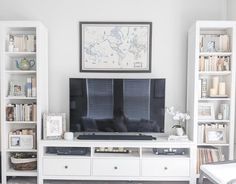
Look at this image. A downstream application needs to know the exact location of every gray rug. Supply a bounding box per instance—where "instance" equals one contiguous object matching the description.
[7,178,212,184]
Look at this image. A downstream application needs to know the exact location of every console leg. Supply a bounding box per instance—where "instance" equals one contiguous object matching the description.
[199,171,204,184]
[189,178,197,184]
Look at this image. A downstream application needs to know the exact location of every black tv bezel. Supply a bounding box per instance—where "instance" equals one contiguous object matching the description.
[69,78,166,133]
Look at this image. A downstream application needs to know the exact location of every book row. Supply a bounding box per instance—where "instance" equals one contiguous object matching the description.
[8,34,36,52]
[6,103,37,121]
[197,147,225,173]
[199,56,230,72]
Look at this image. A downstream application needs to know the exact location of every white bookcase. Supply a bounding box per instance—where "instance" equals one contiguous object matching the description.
[187,21,236,178]
[0,21,48,183]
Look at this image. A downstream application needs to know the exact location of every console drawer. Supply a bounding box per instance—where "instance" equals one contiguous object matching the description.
[142,158,190,177]
[93,158,140,176]
[43,158,91,176]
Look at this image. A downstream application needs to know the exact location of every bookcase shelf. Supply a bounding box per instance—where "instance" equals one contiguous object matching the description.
[187,21,236,178]
[5,121,37,124]
[5,70,36,74]
[6,169,37,176]
[199,52,232,56]
[5,51,36,57]
[199,71,231,76]
[198,120,230,123]
[197,143,230,147]
[6,149,37,152]
[0,21,48,183]
[5,96,37,100]
[198,98,230,101]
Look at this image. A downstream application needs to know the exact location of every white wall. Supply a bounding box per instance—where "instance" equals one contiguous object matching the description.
[227,0,236,20]
[0,0,226,132]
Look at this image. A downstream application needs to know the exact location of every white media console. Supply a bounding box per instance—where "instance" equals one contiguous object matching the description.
[38,136,196,184]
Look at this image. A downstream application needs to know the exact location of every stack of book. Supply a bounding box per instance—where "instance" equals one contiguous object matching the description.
[198,78,208,98]
[26,77,36,97]
[6,103,37,121]
[199,56,230,72]
[197,146,225,173]
[10,34,36,52]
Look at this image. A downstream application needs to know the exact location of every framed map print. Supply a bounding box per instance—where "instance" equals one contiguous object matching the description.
[79,22,152,72]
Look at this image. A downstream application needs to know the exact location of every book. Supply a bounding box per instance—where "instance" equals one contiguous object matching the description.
[199,56,205,71]
[219,35,230,52]
[198,79,202,98]
[26,77,32,97]
[27,35,35,52]
[201,78,208,98]
[32,77,36,97]
[32,103,37,121]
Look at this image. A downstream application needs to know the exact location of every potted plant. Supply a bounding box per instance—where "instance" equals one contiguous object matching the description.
[166,106,190,136]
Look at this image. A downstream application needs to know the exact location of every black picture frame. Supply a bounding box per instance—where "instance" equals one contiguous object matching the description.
[79,21,152,73]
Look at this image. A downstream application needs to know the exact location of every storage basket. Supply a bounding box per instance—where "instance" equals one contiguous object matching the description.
[11,157,37,170]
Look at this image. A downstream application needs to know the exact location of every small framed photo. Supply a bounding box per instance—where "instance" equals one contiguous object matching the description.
[205,128,226,144]
[79,22,152,72]
[6,104,14,121]
[198,103,215,120]
[43,113,66,140]
[9,81,25,96]
[203,35,219,52]
[9,135,34,149]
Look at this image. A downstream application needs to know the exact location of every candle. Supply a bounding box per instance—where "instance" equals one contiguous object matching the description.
[210,88,217,96]
[212,77,219,94]
[219,82,226,96]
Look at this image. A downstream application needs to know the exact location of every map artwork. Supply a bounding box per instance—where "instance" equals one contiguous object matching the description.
[80,22,152,72]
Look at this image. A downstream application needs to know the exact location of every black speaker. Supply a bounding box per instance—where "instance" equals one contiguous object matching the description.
[46,147,89,155]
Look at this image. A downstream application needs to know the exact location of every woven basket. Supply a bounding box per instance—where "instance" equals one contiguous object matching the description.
[11,157,37,170]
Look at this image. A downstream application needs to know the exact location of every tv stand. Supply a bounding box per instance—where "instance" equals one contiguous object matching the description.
[38,137,196,184]
[77,134,156,140]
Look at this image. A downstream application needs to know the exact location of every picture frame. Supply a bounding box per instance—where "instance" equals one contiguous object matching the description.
[9,81,25,97]
[202,35,220,52]
[198,103,215,120]
[205,128,226,144]
[9,135,34,149]
[43,113,66,140]
[6,104,14,121]
[79,21,152,73]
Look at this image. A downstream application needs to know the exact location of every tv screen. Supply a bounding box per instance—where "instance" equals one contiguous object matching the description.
[70,78,165,133]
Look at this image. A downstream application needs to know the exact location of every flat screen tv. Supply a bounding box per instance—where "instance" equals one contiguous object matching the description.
[70,78,165,133]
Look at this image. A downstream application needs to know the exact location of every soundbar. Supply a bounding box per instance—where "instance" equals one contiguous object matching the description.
[77,134,156,140]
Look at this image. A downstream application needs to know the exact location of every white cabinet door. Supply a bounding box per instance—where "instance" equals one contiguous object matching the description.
[142,158,190,177]
[43,158,91,176]
[93,158,140,176]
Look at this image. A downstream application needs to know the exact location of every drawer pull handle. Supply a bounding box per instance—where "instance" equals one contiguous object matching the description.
[65,166,68,169]
[114,166,118,170]
[164,167,168,170]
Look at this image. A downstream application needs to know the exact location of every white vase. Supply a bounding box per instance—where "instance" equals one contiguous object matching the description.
[176,127,184,136]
